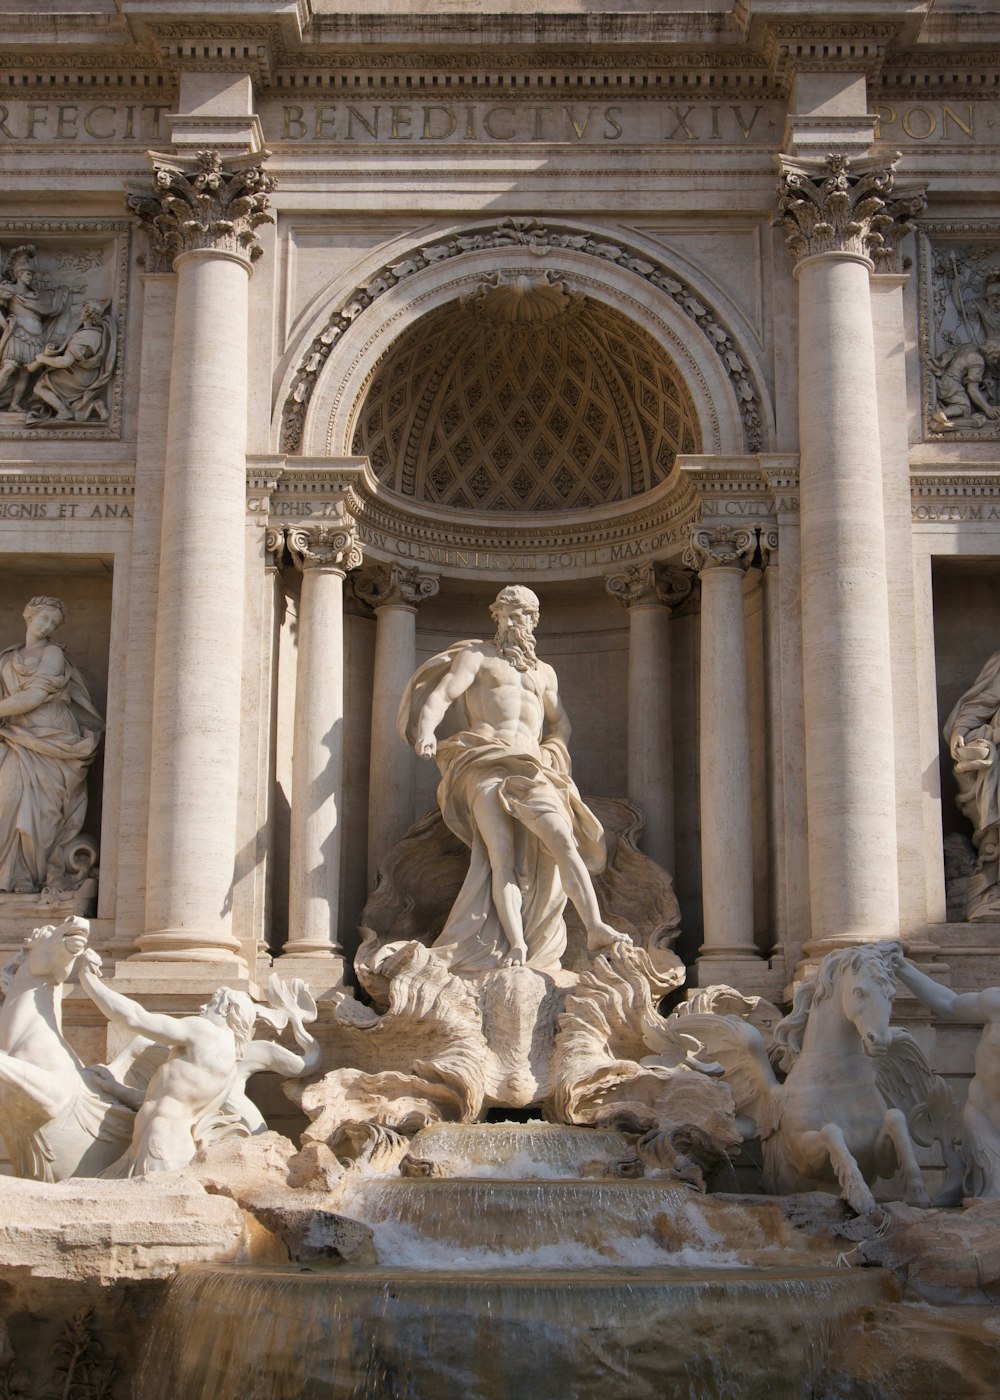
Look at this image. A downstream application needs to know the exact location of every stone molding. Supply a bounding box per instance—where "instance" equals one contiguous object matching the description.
[911,471,1000,522]
[280,217,764,455]
[760,20,904,87]
[126,148,275,272]
[353,564,440,612]
[777,153,926,269]
[606,561,693,611]
[682,524,757,573]
[284,513,363,577]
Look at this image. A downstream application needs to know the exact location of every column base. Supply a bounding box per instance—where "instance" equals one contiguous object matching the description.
[694,949,785,1000]
[132,926,244,963]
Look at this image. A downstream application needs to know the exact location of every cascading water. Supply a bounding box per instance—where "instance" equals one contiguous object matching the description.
[136,1124,898,1400]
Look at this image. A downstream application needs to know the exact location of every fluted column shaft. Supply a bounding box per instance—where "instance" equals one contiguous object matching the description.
[285,519,363,956]
[778,154,923,951]
[685,528,756,965]
[358,566,440,888]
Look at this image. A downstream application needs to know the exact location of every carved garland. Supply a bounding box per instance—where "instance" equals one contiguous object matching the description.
[280,216,765,455]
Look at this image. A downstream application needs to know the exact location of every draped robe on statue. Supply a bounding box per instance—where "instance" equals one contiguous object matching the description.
[398,642,606,974]
[0,645,103,891]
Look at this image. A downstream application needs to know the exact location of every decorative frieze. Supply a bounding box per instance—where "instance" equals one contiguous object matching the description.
[777,153,925,268]
[127,148,275,272]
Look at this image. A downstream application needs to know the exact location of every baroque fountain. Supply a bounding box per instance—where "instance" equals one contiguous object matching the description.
[3,588,1000,1398]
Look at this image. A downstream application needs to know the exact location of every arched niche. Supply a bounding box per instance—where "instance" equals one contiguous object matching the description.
[276,221,773,470]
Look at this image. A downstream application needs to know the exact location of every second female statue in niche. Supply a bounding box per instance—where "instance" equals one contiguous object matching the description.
[0,597,103,894]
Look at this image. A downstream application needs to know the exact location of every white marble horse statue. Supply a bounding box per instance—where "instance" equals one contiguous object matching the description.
[0,915,141,1180]
[679,941,958,1214]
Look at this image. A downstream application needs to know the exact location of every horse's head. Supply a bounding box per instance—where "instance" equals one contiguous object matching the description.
[831,942,901,1057]
[23,916,92,985]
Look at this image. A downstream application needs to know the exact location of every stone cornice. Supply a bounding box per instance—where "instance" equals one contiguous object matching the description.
[911,470,1000,522]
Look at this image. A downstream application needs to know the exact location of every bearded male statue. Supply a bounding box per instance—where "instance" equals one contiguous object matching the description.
[397,585,629,974]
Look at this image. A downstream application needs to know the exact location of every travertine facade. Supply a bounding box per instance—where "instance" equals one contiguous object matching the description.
[3,0,1000,1129]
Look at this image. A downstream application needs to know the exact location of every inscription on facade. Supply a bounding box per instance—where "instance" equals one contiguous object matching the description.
[0,100,981,147]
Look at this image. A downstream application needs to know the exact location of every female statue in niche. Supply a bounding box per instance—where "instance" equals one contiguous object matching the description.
[0,597,103,894]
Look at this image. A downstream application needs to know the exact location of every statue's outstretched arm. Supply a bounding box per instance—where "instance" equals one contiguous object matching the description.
[898,958,1000,1023]
[78,962,194,1047]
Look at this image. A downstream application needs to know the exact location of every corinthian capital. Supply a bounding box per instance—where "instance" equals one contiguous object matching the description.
[683,525,756,573]
[354,564,440,611]
[127,148,275,271]
[777,153,925,268]
[286,515,363,576]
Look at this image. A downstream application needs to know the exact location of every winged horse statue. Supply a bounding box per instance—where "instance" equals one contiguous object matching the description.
[677,941,961,1214]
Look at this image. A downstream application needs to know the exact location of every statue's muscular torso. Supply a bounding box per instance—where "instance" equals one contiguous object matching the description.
[459,646,556,754]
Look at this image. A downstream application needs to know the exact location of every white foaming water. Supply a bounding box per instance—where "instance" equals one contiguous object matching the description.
[366,1219,747,1271]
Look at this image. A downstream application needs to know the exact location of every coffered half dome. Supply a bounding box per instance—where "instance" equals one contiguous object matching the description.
[351,274,701,512]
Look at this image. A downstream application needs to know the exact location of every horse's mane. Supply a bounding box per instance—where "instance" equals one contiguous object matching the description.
[772,943,899,1071]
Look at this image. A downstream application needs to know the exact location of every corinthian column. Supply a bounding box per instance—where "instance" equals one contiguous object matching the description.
[777,153,924,954]
[284,514,363,958]
[129,149,274,964]
[683,526,757,981]
[355,565,440,888]
[606,562,691,874]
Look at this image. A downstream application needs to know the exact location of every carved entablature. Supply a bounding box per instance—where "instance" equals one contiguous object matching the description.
[776,153,925,269]
[918,223,1000,443]
[0,222,129,440]
[127,148,275,272]
[286,510,364,576]
[682,524,756,573]
[911,471,1000,523]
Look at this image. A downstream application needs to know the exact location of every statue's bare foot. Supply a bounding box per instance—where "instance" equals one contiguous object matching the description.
[587,922,631,953]
[503,936,528,967]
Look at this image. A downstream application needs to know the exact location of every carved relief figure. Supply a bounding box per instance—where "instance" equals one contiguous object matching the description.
[927,246,1000,437]
[25,299,116,426]
[895,956,1000,1200]
[0,598,103,895]
[0,246,73,414]
[943,648,1000,921]
[398,585,629,973]
[929,339,1000,431]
